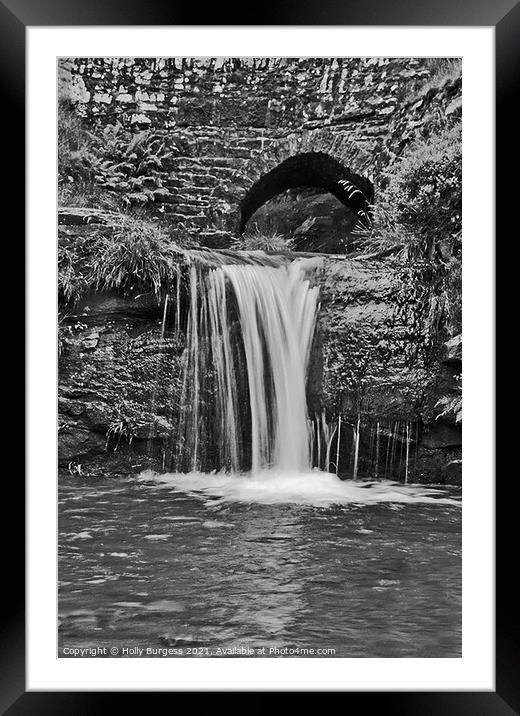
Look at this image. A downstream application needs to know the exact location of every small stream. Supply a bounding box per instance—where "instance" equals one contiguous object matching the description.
[59,473,461,658]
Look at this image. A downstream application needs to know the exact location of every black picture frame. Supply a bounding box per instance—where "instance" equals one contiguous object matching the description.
[8,0,506,709]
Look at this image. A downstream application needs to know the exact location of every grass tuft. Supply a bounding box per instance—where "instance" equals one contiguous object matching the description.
[90,218,181,300]
[58,215,188,307]
[235,225,295,253]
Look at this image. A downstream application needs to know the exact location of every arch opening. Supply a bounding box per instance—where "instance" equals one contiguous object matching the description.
[239,152,374,253]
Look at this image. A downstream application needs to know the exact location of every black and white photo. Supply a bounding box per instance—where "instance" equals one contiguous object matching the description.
[57,55,463,660]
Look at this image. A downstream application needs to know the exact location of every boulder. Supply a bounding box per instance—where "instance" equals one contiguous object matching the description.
[422,423,462,449]
[442,459,462,485]
[442,334,462,364]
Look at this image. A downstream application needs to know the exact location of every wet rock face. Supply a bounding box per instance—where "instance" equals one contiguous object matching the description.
[306,259,461,483]
[59,260,460,483]
[414,333,461,483]
[442,459,462,485]
[313,258,435,418]
[58,296,185,477]
[414,447,462,485]
[422,423,461,450]
[442,334,462,364]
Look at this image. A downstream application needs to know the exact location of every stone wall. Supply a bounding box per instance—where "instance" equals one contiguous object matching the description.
[60,57,444,245]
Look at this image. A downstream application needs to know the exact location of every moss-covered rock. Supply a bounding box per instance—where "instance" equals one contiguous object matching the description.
[58,293,185,477]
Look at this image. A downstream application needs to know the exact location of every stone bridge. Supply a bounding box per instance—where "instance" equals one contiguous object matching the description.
[61,57,453,247]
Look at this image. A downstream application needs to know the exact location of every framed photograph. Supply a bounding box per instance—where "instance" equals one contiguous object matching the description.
[11,0,506,708]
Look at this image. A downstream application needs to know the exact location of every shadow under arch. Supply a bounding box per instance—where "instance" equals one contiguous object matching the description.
[239,151,374,235]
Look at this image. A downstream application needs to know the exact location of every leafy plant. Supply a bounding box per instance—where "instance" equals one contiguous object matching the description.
[356,121,462,348]
[360,122,461,260]
[58,96,177,213]
[435,374,462,424]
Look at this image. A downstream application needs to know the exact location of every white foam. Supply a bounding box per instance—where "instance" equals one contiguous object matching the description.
[138,469,461,508]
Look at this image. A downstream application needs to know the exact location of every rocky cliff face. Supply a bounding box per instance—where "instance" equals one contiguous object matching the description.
[58,248,461,483]
[315,258,433,417]
[305,258,461,483]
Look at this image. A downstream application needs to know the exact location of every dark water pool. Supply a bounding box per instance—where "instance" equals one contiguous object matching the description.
[58,473,461,658]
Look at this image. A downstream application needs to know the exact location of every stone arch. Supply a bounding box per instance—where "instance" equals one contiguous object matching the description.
[231,129,375,234]
[239,152,374,233]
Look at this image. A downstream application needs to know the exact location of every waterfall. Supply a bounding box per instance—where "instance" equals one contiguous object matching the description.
[335,415,342,475]
[374,421,380,479]
[173,259,320,474]
[352,414,361,480]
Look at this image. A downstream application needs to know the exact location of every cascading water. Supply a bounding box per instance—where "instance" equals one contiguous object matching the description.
[155,253,426,488]
[144,256,459,505]
[173,259,320,475]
